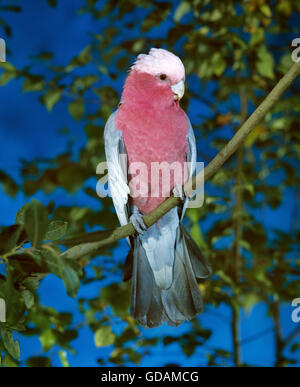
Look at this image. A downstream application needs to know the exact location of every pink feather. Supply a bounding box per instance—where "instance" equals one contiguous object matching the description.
[115,63,189,214]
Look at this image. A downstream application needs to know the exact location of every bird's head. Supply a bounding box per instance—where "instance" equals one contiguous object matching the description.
[125,48,185,105]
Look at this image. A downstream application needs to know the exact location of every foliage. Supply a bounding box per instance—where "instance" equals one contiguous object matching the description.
[0,0,300,367]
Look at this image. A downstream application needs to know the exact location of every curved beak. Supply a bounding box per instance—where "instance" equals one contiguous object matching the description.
[171,80,185,101]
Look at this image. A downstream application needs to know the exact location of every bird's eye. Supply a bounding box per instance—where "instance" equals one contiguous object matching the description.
[159,73,167,80]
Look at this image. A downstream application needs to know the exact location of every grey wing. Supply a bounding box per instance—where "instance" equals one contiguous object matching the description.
[181,115,197,220]
[104,111,130,229]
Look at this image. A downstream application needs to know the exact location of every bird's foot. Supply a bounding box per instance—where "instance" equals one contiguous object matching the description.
[130,206,147,235]
[173,184,186,201]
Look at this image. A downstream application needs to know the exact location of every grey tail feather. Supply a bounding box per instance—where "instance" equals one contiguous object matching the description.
[124,224,211,328]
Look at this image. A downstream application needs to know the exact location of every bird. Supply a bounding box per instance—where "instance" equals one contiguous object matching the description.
[104,48,211,328]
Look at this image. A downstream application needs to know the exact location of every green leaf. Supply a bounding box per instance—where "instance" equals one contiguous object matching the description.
[249,28,265,46]
[181,339,197,357]
[190,223,207,251]
[101,283,131,317]
[216,270,236,289]
[116,56,130,71]
[141,5,170,32]
[41,248,81,297]
[45,220,68,241]
[260,4,272,17]
[15,203,30,225]
[24,199,49,247]
[61,260,81,298]
[57,164,87,192]
[0,225,23,255]
[278,53,293,74]
[41,248,63,277]
[42,88,62,111]
[209,9,222,21]
[66,46,92,72]
[58,350,70,367]
[7,253,47,278]
[21,289,35,309]
[0,170,18,197]
[23,76,44,92]
[73,75,98,90]
[256,45,274,79]
[57,229,113,246]
[85,123,100,139]
[68,99,84,120]
[238,292,261,313]
[115,326,138,346]
[174,1,191,22]
[1,353,18,366]
[0,63,18,86]
[125,348,142,364]
[94,326,115,347]
[0,323,20,360]
[40,329,56,351]
[22,274,44,292]
[26,356,50,367]
[55,328,77,348]
[212,52,226,76]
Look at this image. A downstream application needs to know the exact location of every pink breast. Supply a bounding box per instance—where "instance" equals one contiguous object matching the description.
[115,103,189,214]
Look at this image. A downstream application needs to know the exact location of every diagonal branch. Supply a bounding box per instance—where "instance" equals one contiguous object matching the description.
[63,61,300,260]
[283,325,300,348]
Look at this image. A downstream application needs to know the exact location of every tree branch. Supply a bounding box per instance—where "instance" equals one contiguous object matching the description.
[63,61,300,260]
[283,325,300,348]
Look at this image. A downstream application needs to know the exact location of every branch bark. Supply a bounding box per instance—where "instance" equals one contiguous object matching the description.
[63,61,300,260]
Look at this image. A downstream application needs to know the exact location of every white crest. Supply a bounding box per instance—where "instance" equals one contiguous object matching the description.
[132,48,185,82]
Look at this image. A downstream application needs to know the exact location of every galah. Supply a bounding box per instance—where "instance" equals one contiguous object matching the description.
[104,48,211,328]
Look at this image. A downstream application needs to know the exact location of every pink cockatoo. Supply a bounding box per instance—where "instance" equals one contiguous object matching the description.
[104,48,211,328]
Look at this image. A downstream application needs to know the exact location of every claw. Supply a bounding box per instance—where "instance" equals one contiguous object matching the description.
[130,206,147,235]
[173,184,185,201]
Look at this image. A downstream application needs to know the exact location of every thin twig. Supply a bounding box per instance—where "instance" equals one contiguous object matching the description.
[273,299,284,367]
[283,325,300,348]
[241,326,274,346]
